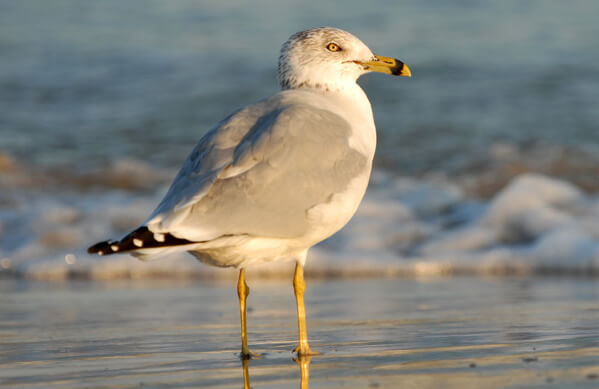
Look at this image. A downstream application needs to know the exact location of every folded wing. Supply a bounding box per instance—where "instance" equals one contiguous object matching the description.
[145,93,368,243]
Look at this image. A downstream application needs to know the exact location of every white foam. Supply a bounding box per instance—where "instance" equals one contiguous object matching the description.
[527,225,599,267]
[1,170,598,279]
[419,226,498,256]
[481,174,583,242]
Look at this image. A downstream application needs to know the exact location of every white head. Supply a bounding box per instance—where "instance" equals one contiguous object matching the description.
[278,27,410,91]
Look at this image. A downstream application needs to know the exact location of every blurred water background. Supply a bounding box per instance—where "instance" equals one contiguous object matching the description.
[1,0,599,278]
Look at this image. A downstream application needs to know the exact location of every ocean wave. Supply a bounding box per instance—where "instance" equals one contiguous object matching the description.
[0,152,174,193]
[1,147,598,280]
[452,142,599,197]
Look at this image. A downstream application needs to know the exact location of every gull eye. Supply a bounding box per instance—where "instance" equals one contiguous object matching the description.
[326,42,341,52]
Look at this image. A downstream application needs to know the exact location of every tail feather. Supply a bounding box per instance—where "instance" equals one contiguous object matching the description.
[88,226,195,256]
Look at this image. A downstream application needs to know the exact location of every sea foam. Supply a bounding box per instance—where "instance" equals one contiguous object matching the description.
[1,154,598,280]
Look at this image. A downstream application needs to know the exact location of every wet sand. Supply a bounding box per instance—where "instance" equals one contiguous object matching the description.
[1,277,598,388]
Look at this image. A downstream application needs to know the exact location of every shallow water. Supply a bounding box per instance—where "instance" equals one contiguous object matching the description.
[1,277,598,388]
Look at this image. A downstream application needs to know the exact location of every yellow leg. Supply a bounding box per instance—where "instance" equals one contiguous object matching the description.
[237,268,253,359]
[293,263,317,356]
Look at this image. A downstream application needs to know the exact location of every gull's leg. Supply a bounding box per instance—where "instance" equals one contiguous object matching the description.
[237,268,253,359]
[293,262,317,356]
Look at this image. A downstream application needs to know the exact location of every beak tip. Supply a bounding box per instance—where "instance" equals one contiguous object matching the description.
[397,63,411,77]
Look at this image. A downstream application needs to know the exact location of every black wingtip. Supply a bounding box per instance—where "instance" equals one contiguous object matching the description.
[88,226,197,256]
[87,240,112,255]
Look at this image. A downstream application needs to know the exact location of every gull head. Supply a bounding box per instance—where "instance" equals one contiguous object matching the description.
[278,27,411,91]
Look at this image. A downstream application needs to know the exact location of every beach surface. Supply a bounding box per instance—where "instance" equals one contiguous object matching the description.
[2,276,598,388]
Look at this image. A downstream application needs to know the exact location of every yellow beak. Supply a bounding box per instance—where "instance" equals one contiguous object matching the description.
[357,55,411,77]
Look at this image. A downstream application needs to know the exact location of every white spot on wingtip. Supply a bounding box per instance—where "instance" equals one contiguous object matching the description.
[154,233,165,242]
[133,238,143,247]
[110,244,119,252]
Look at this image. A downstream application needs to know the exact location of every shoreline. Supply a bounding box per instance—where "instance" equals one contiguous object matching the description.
[2,260,598,282]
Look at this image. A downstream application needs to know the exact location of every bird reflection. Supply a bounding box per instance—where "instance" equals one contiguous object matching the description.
[242,355,312,388]
[295,355,313,389]
[242,358,251,388]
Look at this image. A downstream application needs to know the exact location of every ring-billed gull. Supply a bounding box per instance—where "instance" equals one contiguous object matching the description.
[88,27,410,358]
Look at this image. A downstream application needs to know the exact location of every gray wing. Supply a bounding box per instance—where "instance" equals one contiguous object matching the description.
[146,95,368,241]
